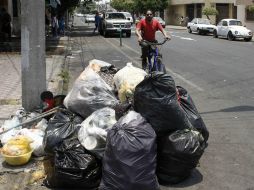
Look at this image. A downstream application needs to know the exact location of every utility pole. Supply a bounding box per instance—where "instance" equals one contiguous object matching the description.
[21,0,46,111]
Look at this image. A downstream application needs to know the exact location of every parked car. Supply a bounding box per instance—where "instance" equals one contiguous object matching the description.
[154,17,166,28]
[98,12,132,37]
[120,12,133,24]
[135,16,144,26]
[187,18,216,35]
[85,14,95,23]
[213,19,253,41]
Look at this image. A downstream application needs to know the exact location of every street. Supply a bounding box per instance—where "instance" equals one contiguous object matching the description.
[73,16,254,189]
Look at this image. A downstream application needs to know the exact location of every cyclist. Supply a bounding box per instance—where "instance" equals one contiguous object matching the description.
[136,10,171,70]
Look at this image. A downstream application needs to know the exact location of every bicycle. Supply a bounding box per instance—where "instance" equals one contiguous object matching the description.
[140,38,168,73]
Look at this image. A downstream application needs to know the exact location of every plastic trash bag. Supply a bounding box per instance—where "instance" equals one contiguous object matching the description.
[18,128,45,157]
[88,59,112,72]
[177,86,209,142]
[99,111,159,190]
[113,63,147,102]
[78,107,116,157]
[46,138,101,189]
[157,129,206,185]
[43,109,83,154]
[64,68,118,118]
[0,116,21,134]
[134,73,192,136]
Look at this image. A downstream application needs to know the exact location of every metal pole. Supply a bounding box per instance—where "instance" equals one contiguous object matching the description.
[120,25,122,46]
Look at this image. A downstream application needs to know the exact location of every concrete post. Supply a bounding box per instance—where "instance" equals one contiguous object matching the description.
[21,0,46,111]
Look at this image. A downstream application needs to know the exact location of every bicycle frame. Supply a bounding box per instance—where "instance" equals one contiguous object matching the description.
[147,45,160,72]
[142,39,167,73]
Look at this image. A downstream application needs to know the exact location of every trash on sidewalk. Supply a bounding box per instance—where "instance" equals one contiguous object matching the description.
[44,138,101,189]
[1,136,33,166]
[113,62,147,102]
[78,107,116,158]
[157,128,206,185]
[134,72,192,136]
[99,111,159,190]
[64,67,118,118]
[0,58,209,188]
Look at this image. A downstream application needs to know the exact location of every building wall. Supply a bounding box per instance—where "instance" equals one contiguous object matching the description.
[167,1,236,25]
[237,5,254,31]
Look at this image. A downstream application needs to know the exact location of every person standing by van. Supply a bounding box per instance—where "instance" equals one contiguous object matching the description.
[93,12,101,34]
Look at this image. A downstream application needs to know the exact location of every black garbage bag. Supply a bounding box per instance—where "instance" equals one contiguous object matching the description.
[43,109,83,154]
[157,129,206,185]
[46,138,101,189]
[99,111,160,190]
[134,73,191,136]
[177,86,209,142]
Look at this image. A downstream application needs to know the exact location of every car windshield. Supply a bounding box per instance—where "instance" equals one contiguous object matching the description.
[107,13,125,19]
[199,19,210,24]
[124,13,131,17]
[229,20,242,26]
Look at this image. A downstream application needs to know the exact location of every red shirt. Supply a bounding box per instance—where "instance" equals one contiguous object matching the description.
[137,18,163,41]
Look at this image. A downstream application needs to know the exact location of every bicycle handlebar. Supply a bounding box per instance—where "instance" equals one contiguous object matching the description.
[142,38,168,45]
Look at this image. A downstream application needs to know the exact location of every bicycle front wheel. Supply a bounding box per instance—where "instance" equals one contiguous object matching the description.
[155,57,166,73]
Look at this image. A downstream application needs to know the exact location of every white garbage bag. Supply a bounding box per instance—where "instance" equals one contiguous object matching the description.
[78,107,116,157]
[88,59,112,72]
[113,63,147,102]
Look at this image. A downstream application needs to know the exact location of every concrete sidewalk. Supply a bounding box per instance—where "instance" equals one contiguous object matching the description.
[0,53,65,125]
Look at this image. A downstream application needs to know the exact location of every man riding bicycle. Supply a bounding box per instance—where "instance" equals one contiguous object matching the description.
[136,10,171,70]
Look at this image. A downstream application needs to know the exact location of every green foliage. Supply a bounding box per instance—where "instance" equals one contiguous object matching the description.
[134,0,169,13]
[110,0,135,12]
[110,0,169,13]
[248,5,254,13]
[202,7,218,17]
[56,0,80,15]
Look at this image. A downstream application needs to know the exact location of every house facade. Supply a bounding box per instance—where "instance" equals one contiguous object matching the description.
[235,0,254,31]
[165,0,237,25]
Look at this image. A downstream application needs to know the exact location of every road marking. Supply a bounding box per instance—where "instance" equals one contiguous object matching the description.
[172,34,196,41]
[104,38,140,65]
[104,38,204,92]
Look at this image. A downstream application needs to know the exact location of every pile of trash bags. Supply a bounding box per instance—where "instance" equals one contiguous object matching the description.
[0,59,209,189]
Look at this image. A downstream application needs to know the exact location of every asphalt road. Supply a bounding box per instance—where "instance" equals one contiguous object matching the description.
[74,16,254,190]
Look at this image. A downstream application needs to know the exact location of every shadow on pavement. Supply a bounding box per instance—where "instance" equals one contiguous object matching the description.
[161,169,203,188]
[200,105,254,115]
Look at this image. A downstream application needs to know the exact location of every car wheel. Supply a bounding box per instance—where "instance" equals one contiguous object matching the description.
[99,29,103,35]
[227,31,234,41]
[244,37,252,42]
[126,32,131,38]
[213,30,218,38]
[188,28,192,33]
[103,30,108,37]
[197,28,201,35]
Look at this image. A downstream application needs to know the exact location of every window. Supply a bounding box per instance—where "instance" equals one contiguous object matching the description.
[229,20,242,26]
[222,21,228,26]
[246,8,254,21]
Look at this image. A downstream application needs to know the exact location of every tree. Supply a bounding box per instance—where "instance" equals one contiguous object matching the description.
[57,0,80,15]
[110,0,135,12]
[202,7,218,20]
[247,5,254,13]
[110,0,169,14]
[133,0,169,14]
